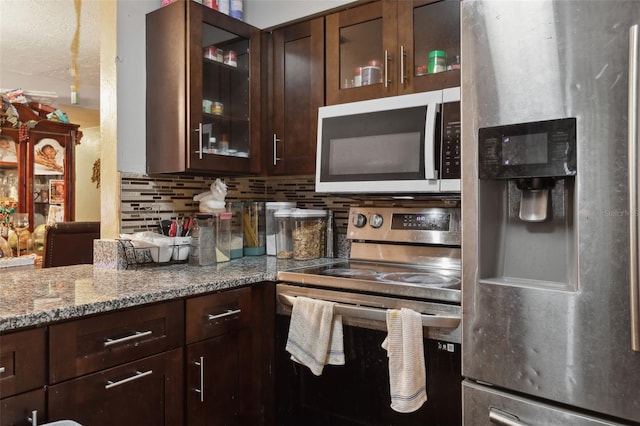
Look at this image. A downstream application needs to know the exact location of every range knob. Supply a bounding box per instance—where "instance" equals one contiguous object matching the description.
[352,213,367,228]
[370,213,383,228]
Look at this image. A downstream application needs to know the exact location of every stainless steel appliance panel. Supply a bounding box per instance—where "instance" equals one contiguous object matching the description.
[462,0,640,423]
[315,88,461,194]
[463,381,631,426]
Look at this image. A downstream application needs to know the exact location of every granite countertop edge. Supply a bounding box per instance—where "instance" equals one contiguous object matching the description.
[0,256,344,332]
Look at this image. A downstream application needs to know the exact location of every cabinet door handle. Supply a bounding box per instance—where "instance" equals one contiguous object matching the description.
[104,330,153,347]
[27,409,37,426]
[400,45,408,86]
[273,134,281,166]
[197,122,204,160]
[0,366,5,374]
[194,356,205,402]
[208,308,241,321]
[384,50,392,88]
[105,369,153,389]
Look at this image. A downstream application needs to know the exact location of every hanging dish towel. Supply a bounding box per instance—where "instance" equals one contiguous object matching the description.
[382,307,427,413]
[285,296,345,376]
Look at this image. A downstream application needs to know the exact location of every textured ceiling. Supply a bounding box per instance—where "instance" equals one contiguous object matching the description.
[0,0,100,110]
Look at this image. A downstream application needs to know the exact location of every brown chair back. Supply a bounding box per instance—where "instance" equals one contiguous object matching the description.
[42,221,100,268]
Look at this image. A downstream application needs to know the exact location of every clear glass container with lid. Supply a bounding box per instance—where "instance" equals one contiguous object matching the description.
[189,214,216,266]
[243,201,265,256]
[215,211,232,262]
[274,208,294,259]
[291,209,327,260]
[266,201,296,255]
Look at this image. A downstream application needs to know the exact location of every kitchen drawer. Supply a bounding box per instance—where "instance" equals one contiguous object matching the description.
[186,287,251,344]
[0,388,45,426]
[0,328,45,399]
[48,348,183,426]
[49,300,184,383]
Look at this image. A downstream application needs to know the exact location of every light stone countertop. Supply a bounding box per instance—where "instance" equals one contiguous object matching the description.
[0,256,343,332]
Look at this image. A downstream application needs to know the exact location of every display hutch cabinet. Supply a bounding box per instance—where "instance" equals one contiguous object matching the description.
[0,103,80,230]
[268,17,324,176]
[325,0,461,105]
[146,0,262,175]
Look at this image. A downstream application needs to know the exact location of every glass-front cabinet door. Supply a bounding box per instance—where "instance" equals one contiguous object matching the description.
[29,130,74,228]
[397,0,460,96]
[146,2,261,175]
[326,1,394,104]
[326,0,460,105]
[191,14,251,168]
[0,130,21,213]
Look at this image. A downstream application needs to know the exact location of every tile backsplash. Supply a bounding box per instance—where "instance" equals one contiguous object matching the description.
[120,172,355,254]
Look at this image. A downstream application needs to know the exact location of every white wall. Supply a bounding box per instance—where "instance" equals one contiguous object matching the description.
[244,0,355,30]
[117,0,158,174]
[116,0,355,174]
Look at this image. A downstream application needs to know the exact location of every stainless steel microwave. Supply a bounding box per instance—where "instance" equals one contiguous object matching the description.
[315,88,460,195]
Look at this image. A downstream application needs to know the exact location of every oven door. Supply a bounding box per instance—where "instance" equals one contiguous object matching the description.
[275,284,462,426]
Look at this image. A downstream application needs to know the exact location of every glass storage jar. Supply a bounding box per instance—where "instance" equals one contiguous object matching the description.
[228,202,244,259]
[274,208,294,259]
[189,214,216,266]
[266,201,296,255]
[243,202,265,256]
[215,211,232,262]
[291,209,327,260]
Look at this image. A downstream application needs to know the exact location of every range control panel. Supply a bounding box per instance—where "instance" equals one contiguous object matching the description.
[347,207,461,246]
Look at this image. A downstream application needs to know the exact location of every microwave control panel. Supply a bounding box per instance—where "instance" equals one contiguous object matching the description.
[441,101,461,179]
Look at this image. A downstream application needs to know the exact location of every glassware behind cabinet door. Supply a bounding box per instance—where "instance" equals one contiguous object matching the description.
[11,212,29,257]
[0,235,12,258]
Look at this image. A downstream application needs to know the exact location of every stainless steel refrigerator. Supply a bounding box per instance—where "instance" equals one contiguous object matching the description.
[461,1,640,424]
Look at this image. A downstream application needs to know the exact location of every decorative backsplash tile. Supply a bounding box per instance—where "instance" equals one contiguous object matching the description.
[119,172,356,256]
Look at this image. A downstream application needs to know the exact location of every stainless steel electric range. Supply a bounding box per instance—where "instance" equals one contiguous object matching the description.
[275,206,462,426]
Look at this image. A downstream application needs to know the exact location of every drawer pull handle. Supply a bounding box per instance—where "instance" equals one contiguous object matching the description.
[105,369,153,389]
[194,356,205,402]
[0,366,5,374]
[208,308,241,321]
[104,330,153,347]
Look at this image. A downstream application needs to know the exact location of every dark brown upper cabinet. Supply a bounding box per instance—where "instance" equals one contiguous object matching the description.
[146,1,262,175]
[268,17,325,176]
[326,0,461,105]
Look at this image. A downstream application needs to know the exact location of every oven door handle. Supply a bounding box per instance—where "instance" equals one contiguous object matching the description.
[278,293,460,329]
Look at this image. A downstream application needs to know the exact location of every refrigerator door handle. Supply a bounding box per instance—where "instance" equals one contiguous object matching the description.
[629,24,640,352]
[489,407,529,426]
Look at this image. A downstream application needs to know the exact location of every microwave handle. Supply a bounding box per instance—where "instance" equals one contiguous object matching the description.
[424,103,439,180]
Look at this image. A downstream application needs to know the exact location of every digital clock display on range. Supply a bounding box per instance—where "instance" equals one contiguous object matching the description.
[391,213,451,231]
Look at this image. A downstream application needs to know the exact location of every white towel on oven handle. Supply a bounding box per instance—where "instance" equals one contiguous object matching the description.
[382,307,427,413]
[285,296,345,376]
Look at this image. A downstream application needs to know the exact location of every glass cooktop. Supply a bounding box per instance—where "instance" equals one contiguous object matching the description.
[278,260,461,303]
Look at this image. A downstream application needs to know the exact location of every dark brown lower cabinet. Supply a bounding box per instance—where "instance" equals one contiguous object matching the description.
[186,333,240,426]
[0,389,45,426]
[48,348,183,426]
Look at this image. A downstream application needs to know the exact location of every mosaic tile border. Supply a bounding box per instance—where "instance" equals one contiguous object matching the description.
[119,172,355,235]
